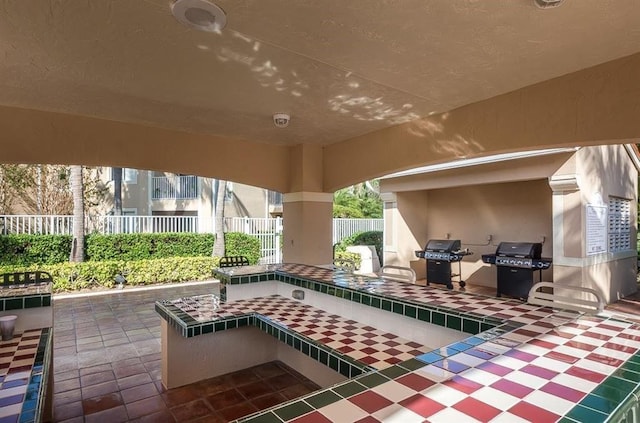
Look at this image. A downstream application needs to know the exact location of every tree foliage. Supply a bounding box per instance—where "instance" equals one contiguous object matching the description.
[0,164,107,215]
[333,180,382,218]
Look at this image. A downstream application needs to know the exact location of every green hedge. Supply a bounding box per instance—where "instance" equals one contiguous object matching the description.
[224,232,261,265]
[0,234,72,266]
[0,232,261,266]
[0,256,220,292]
[338,231,383,264]
[86,233,214,261]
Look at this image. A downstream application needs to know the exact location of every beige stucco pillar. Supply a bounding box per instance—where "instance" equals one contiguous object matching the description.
[282,145,334,265]
[549,145,638,304]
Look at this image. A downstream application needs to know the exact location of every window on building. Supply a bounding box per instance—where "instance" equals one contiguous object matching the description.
[110,168,138,184]
[608,197,632,252]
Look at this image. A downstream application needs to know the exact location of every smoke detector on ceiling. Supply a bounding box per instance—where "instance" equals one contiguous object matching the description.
[273,113,290,128]
[534,0,564,9]
[171,0,227,32]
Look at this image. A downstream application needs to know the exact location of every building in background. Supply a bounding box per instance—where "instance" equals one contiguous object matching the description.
[95,168,283,233]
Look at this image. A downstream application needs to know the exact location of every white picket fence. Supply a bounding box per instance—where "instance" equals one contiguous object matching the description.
[0,215,383,264]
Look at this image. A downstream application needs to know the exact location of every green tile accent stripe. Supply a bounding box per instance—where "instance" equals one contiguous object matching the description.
[0,293,52,311]
[255,315,373,379]
[213,267,495,336]
[566,350,640,423]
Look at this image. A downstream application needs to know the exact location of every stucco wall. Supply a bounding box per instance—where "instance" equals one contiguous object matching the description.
[383,180,553,288]
[552,144,638,303]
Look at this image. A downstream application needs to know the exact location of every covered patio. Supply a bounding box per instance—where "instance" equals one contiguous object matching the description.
[2,1,640,422]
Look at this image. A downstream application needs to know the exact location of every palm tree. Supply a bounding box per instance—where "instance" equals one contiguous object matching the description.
[212,179,227,257]
[112,167,123,233]
[69,165,84,262]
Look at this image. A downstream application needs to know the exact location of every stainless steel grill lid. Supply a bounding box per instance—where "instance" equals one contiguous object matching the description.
[425,239,461,252]
[495,242,542,258]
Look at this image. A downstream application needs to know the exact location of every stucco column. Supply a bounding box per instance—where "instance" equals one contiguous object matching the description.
[282,145,334,265]
[282,192,334,265]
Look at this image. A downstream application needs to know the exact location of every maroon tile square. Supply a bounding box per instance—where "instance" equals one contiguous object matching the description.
[337,345,355,354]
[504,349,537,362]
[476,362,513,377]
[361,347,378,355]
[384,348,402,356]
[383,356,402,365]
[527,339,556,350]
[513,329,541,338]
[490,379,533,399]
[360,356,379,365]
[550,330,575,339]
[443,376,482,394]
[565,366,606,383]
[564,340,596,351]
[598,323,623,331]
[603,342,637,354]
[585,353,624,368]
[355,417,382,423]
[544,350,579,364]
[452,397,501,422]
[396,373,436,391]
[383,340,400,347]
[520,364,558,380]
[349,390,393,414]
[540,381,586,402]
[582,331,612,341]
[508,401,560,423]
[398,394,446,418]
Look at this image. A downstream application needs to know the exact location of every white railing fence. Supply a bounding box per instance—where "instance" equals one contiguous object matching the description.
[0,215,382,263]
[333,218,384,243]
[224,217,283,264]
[151,175,198,200]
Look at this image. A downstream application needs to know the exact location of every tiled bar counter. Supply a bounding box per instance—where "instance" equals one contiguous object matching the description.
[156,264,640,422]
[0,279,54,423]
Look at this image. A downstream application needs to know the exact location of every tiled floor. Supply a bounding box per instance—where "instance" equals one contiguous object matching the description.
[52,282,318,422]
[50,277,640,422]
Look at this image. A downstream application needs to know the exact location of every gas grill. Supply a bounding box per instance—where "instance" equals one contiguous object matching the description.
[415,239,473,289]
[481,242,552,299]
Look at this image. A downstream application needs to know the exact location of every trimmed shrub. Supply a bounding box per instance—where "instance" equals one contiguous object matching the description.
[0,234,71,266]
[85,233,215,261]
[334,250,361,269]
[225,232,261,264]
[338,230,383,265]
[0,256,219,293]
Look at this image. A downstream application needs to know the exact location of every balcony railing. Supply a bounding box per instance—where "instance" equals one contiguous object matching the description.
[152,176,198,200]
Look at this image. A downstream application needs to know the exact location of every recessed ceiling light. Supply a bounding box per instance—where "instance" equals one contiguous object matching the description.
[171,0,227,32]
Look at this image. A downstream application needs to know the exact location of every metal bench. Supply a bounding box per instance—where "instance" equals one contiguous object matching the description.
[378,265,416,284]
[528,282,605,314]
[218,256,250,268]
[0,271,53,287]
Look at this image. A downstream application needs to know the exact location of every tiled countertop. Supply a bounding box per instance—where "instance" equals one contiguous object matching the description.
[0,328,52,423]
[159,264,640,422]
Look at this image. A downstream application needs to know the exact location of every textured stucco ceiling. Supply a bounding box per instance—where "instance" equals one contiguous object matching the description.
[0,0,639,147]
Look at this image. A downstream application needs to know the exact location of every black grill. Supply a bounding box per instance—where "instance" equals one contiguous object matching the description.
[482,242,552,299]
[415,239,472,289]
